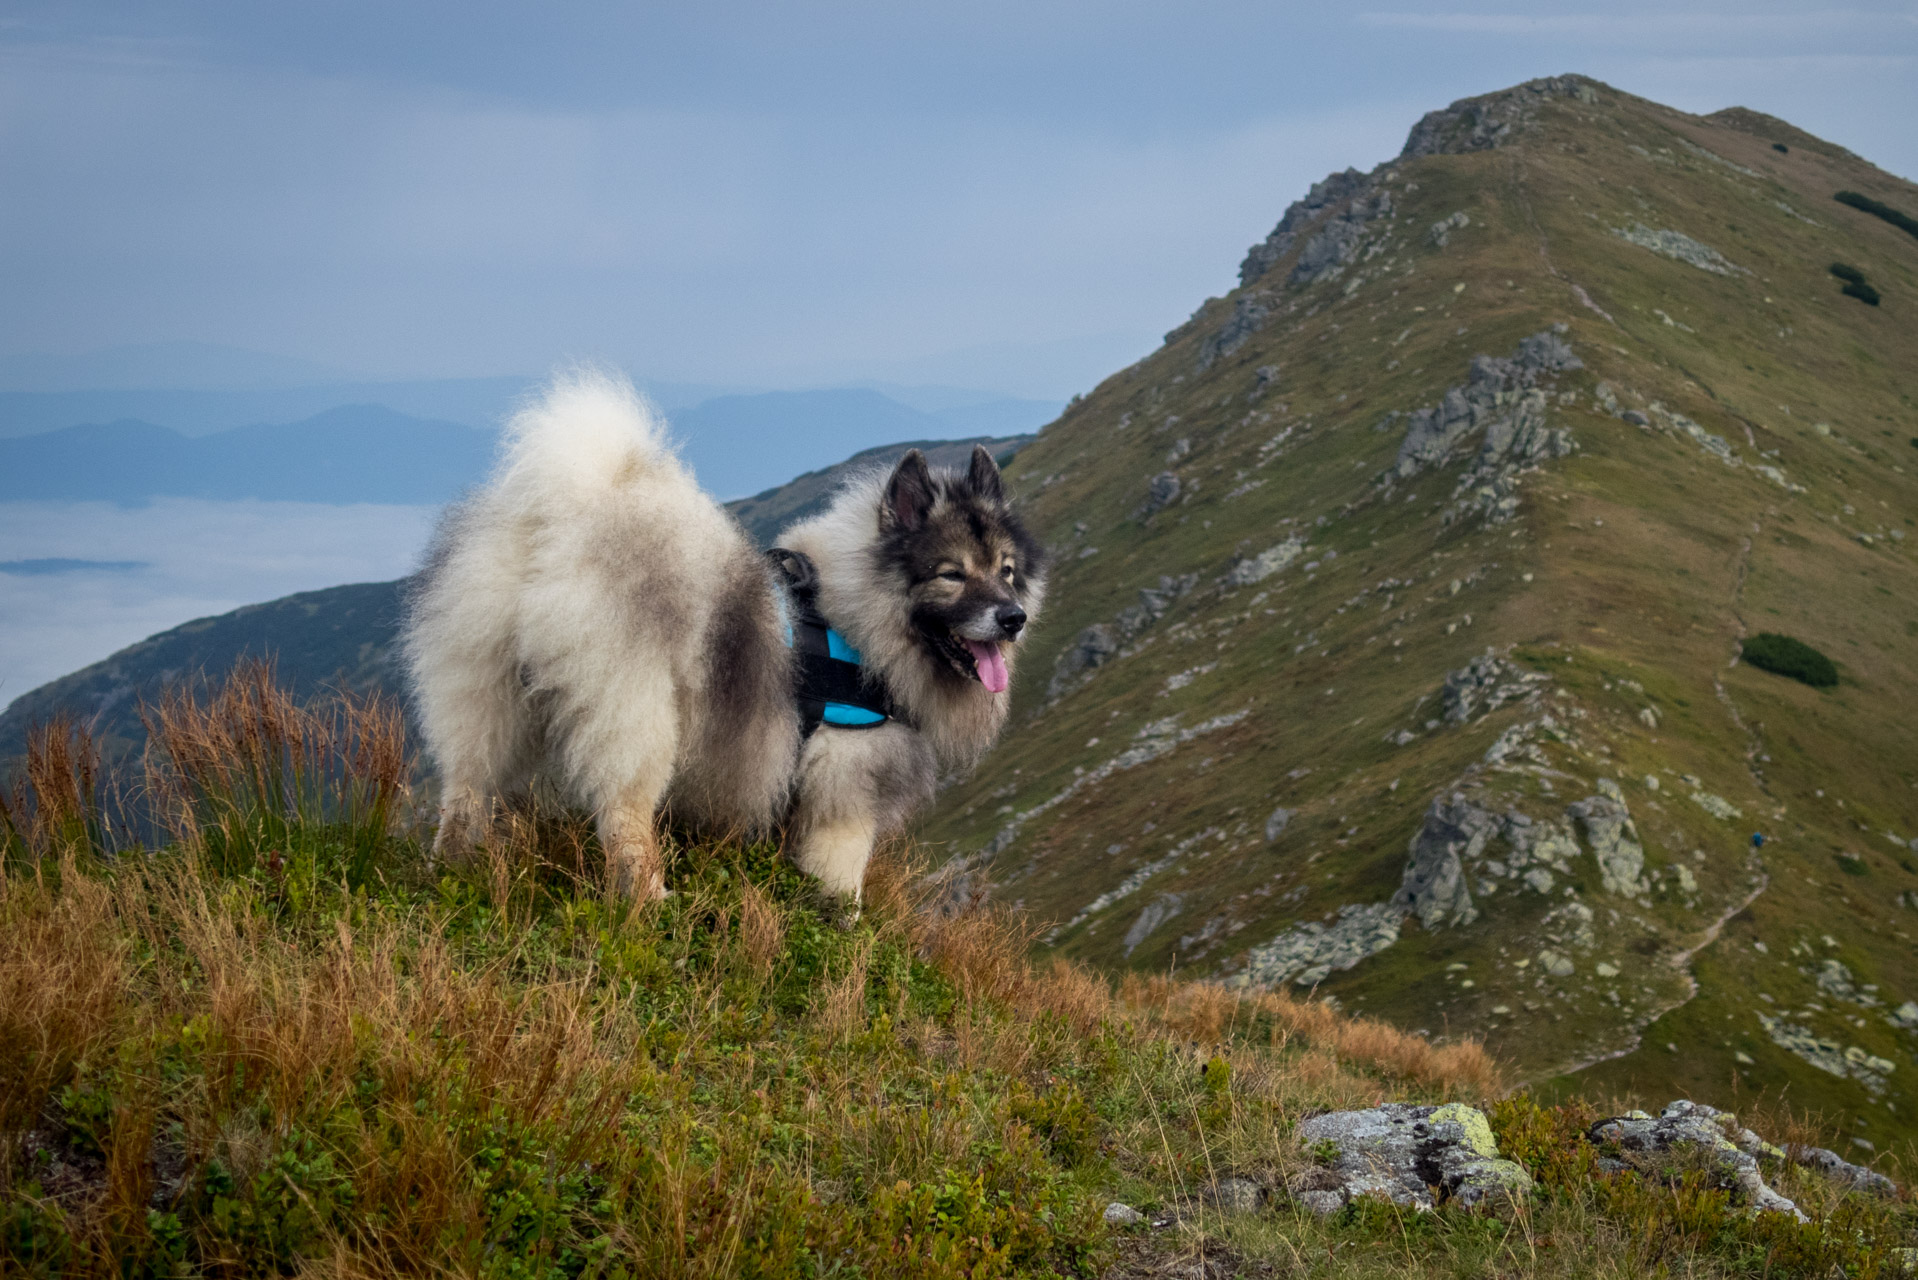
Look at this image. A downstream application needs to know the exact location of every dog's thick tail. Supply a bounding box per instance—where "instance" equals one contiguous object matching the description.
[496,366,685,497]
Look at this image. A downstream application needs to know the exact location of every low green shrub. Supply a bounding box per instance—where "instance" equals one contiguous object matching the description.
[1830,262,1865,284]
[1843,280,1882,306]
[1835,190,1918,242]
[1741,632,1839,688]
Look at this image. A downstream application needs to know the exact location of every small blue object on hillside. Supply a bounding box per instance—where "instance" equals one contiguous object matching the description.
[1752,833,1766,849]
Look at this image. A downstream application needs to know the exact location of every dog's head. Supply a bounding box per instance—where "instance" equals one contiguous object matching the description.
[877,446,1046,694]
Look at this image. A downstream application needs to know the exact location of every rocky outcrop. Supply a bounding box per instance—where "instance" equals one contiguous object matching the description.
[1237,169,1369,286]
[1294,1103,1532,1213]
[1400,75,1599,158]
[1442,650,1550,724]
[1757,1014,1896,1095]
[1429,210,1470,247]
[1567,779,1649,896]
[1385,329,1580,525]
[1591,1101,1805,1220]
[1613,223,1744,275]
[1288,187,1394,287]
[1048,573,1199,698]
[1231,903,1407,989]
[1223,534,1307,588]
[1197,293,1273,370]
[1393,794,1494,928]
[1140,471,1182,516]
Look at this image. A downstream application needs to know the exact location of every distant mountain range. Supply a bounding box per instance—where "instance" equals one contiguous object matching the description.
[0,431,1031,763]
[0,406,496,505]
[0,378,1060,503]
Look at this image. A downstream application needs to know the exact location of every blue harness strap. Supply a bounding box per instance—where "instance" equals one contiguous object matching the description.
[767,547,896,736]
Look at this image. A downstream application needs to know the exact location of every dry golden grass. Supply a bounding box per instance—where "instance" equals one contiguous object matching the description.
[140,657,409,873]
[0,718,111,862]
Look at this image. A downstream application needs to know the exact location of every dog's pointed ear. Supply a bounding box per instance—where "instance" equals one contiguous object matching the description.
[882,449,936,532]
[967,444,1004,504]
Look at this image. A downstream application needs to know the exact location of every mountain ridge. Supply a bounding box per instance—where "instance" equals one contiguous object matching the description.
[914,74,1918,1145]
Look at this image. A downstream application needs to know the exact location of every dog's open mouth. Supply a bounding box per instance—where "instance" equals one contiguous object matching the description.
[928,628,1009,693]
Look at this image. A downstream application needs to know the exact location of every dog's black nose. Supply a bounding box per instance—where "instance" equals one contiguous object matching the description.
[996,604,1027,637]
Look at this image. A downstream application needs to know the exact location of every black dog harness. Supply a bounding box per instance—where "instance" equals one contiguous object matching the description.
[767,547,899,737]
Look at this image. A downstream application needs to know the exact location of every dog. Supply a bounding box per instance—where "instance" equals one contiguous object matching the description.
[401,372,1046,905]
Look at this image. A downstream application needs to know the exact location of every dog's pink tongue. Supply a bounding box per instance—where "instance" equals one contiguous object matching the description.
[965,640,1009,693]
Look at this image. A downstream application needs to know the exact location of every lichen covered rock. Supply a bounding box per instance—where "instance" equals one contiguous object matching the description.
[1294,1102,1533,1212]
[1589,1100,1805,1221]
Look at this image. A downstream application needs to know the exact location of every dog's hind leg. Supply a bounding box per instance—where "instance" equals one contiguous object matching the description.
[569,671,680,903]
[598,788,668,902]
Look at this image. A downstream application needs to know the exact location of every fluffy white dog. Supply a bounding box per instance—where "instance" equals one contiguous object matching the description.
[402,373,1045,905]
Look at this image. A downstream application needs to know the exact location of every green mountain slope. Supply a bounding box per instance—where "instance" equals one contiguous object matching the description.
[921,76,1918,1149]
[0,434,1033,764]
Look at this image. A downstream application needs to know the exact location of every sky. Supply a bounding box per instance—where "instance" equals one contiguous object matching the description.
[2,2,1914,398]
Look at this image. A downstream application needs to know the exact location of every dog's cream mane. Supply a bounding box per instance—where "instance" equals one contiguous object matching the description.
[777,469,1040,771]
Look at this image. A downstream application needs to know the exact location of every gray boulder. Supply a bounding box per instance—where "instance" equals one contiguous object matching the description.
[1795,1145,1897,1197]
[1203,1176,1268,1215]
[1566,780,1648,896]
[1143,471,1182,514]
[1295,1102,1533,1212]
[1392,794,1494,928]
[1589,1101,1805,1221]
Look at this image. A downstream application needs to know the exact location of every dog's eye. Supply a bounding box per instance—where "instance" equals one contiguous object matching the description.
[938,569,966,582]
[1000,564,1015,579]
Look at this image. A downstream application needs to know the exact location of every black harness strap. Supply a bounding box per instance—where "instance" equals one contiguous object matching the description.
[767,547,898,737]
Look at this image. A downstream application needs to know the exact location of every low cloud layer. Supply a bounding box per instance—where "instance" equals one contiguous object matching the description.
[0,499,436,704]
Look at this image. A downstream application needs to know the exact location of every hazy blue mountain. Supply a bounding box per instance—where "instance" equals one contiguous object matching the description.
[0,407,496,505]
[672,388,955,497]
[0,374,753,439]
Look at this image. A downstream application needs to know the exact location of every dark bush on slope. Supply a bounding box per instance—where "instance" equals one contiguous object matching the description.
[1835,190,1918,241]
[1741,632,1839,688]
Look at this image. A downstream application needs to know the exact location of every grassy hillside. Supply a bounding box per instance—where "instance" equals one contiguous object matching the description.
[5,673,1914,1278]
[920,76,1918,1152]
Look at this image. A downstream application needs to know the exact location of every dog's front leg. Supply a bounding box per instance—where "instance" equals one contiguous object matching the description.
[788,726,935,925]
[791,810,877,905]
